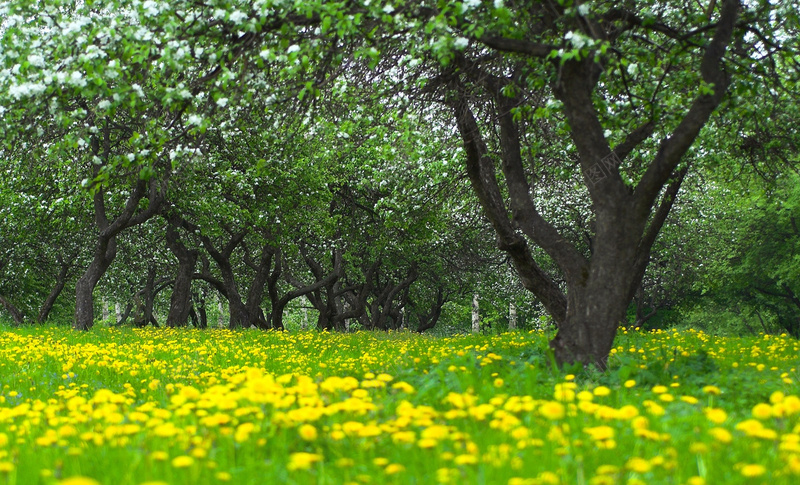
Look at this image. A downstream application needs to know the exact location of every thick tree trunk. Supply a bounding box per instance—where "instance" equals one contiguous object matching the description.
[165,221,198,328]
[74,235,116,330]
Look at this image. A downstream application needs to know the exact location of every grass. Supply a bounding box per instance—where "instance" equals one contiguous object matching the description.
[0,324,797,484]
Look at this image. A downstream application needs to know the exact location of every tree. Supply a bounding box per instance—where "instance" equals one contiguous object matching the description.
[363,0,796,367]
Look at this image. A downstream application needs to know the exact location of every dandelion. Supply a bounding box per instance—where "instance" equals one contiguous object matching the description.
[171,455,194,468]
[625,457,652,473]
[752,403,772,420]
[385,463,405,474]
[454,454,479,465]
[708,427,732,443]
[287,452,322,471]
[298,424,317,441]
[704,407,727,424]
[593,386,611,397]
[539,401,565,420]
[739,464,766,477]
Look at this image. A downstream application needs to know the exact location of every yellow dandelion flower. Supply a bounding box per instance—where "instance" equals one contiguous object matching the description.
[418,438,438,449]
[593,386,611,397]
[624,380,636,388]
[0,462,14,473]
[215,472,232,481]
[171,456,194,468]
[752,403,772,420]
[287,452,322,471]
[702,385,721,395]
[704,407,727,424]
[626,457,652,473]
[385,464,405,474]
[454,454,478,465]
[540,401,565,420]
[686,477,705,485]
[708,427,732,444]
[298,424,317,441]
[584,426,615,441]
[739,464,766,477]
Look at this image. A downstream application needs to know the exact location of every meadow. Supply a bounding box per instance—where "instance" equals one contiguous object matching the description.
[0,325,797,485]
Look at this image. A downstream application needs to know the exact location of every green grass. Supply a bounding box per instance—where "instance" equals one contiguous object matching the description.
[0,324,797,484]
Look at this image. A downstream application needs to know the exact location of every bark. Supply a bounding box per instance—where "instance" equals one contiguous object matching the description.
[143,265,157,327]
[370,266,417,330]
[471,293,480,333]
[165,220,198,328]
[74,128,165,330]
[37,257,71,323]
[282,247,342,330]
[509,302,517,331]
[449,0,739,368]
[0,295,24,325]
[198,230,250,329]
[415,287,446,333]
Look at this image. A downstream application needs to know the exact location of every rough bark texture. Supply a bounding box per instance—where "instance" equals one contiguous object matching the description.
[166,220,198,328]
[74,140,165,330]
[448,0,740,367]
[0,295,24,325]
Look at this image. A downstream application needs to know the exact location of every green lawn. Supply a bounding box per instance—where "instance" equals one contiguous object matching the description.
[0,325,797,484]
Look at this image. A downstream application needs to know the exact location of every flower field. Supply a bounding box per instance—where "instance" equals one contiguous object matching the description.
[0,326,797,485]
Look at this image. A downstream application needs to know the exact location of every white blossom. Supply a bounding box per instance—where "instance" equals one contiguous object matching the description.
[453,37,469,50]
[27,54,45,68]
[187,114,203,126]
[142,0,160,17]
[463,0,481,11]
[216,97,229,107]
[229,11,248,24]
[9,82,46,99]
[287,44,300,54]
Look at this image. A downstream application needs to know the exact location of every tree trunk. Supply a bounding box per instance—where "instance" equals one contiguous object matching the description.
[509,302,517,331]
[143,265,157,327]
[165,221,198,327]
[115,302,122,325]
[472,293,480,333]
[38,259,71,323]
[0,295,24,325]
[74,234,116,330]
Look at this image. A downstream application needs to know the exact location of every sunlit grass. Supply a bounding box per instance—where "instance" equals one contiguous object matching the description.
[0,324,797,484]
